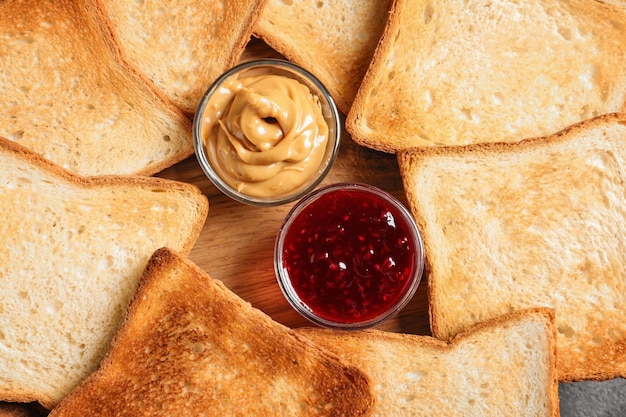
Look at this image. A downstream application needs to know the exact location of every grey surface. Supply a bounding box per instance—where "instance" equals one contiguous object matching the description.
[560,378,626,417]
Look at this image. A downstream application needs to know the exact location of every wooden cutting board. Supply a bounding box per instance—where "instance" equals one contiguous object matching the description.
[156,39,431,336]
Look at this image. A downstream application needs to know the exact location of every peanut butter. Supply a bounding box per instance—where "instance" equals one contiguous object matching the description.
[200,73,330,198]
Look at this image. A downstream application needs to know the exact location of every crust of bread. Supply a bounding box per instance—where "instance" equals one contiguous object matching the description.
[254,0,393,115]
[48,248,375,417]
[0,402,47,417]
[99,0,269,115]
[0,404,32,417]
[346,0,626,153]
[0,137,208,408]
[299,308,559,417]
[398,112,626,381]
[0,0,194,176]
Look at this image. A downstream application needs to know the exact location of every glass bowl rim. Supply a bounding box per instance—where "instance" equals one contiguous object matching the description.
[192,58,341,207]
[274,182,425,329]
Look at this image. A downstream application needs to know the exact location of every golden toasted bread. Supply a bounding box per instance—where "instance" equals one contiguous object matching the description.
[299,308,559,417]
[0,138,208,408]
[0,0,193,176]
[347,0,626,152]
[99,0,269,115]
[255,0,393,114]
[48,248,375,417]
[398,112,626,381]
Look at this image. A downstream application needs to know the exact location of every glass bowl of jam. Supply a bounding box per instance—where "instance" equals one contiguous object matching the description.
[193,59,341,206]
[274,183,425,329]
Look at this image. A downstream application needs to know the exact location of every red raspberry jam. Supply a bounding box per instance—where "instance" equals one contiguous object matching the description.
[275,183,424,328]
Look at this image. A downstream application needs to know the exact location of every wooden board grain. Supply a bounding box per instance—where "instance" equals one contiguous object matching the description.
[156,38,430,336]
[157,122,430,336]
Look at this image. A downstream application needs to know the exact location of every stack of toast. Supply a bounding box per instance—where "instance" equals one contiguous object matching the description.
[1,0,625,415]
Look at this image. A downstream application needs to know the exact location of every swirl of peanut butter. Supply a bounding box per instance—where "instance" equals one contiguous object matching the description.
[200,73,329,198]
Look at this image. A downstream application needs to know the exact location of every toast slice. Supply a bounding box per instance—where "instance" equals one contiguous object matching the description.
[0,0,193,176]
[299,308,559,417]
[346,0,626,152]
[48,248,375,417]
[99,0,268,115]
[397,112,626,381]
[0,138,208,408]
[254,0,393,115]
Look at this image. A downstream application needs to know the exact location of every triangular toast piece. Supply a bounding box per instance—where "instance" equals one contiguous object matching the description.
[49,248,375,417]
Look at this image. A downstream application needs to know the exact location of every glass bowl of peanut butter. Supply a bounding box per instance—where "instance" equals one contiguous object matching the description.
[193,59,341,206]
